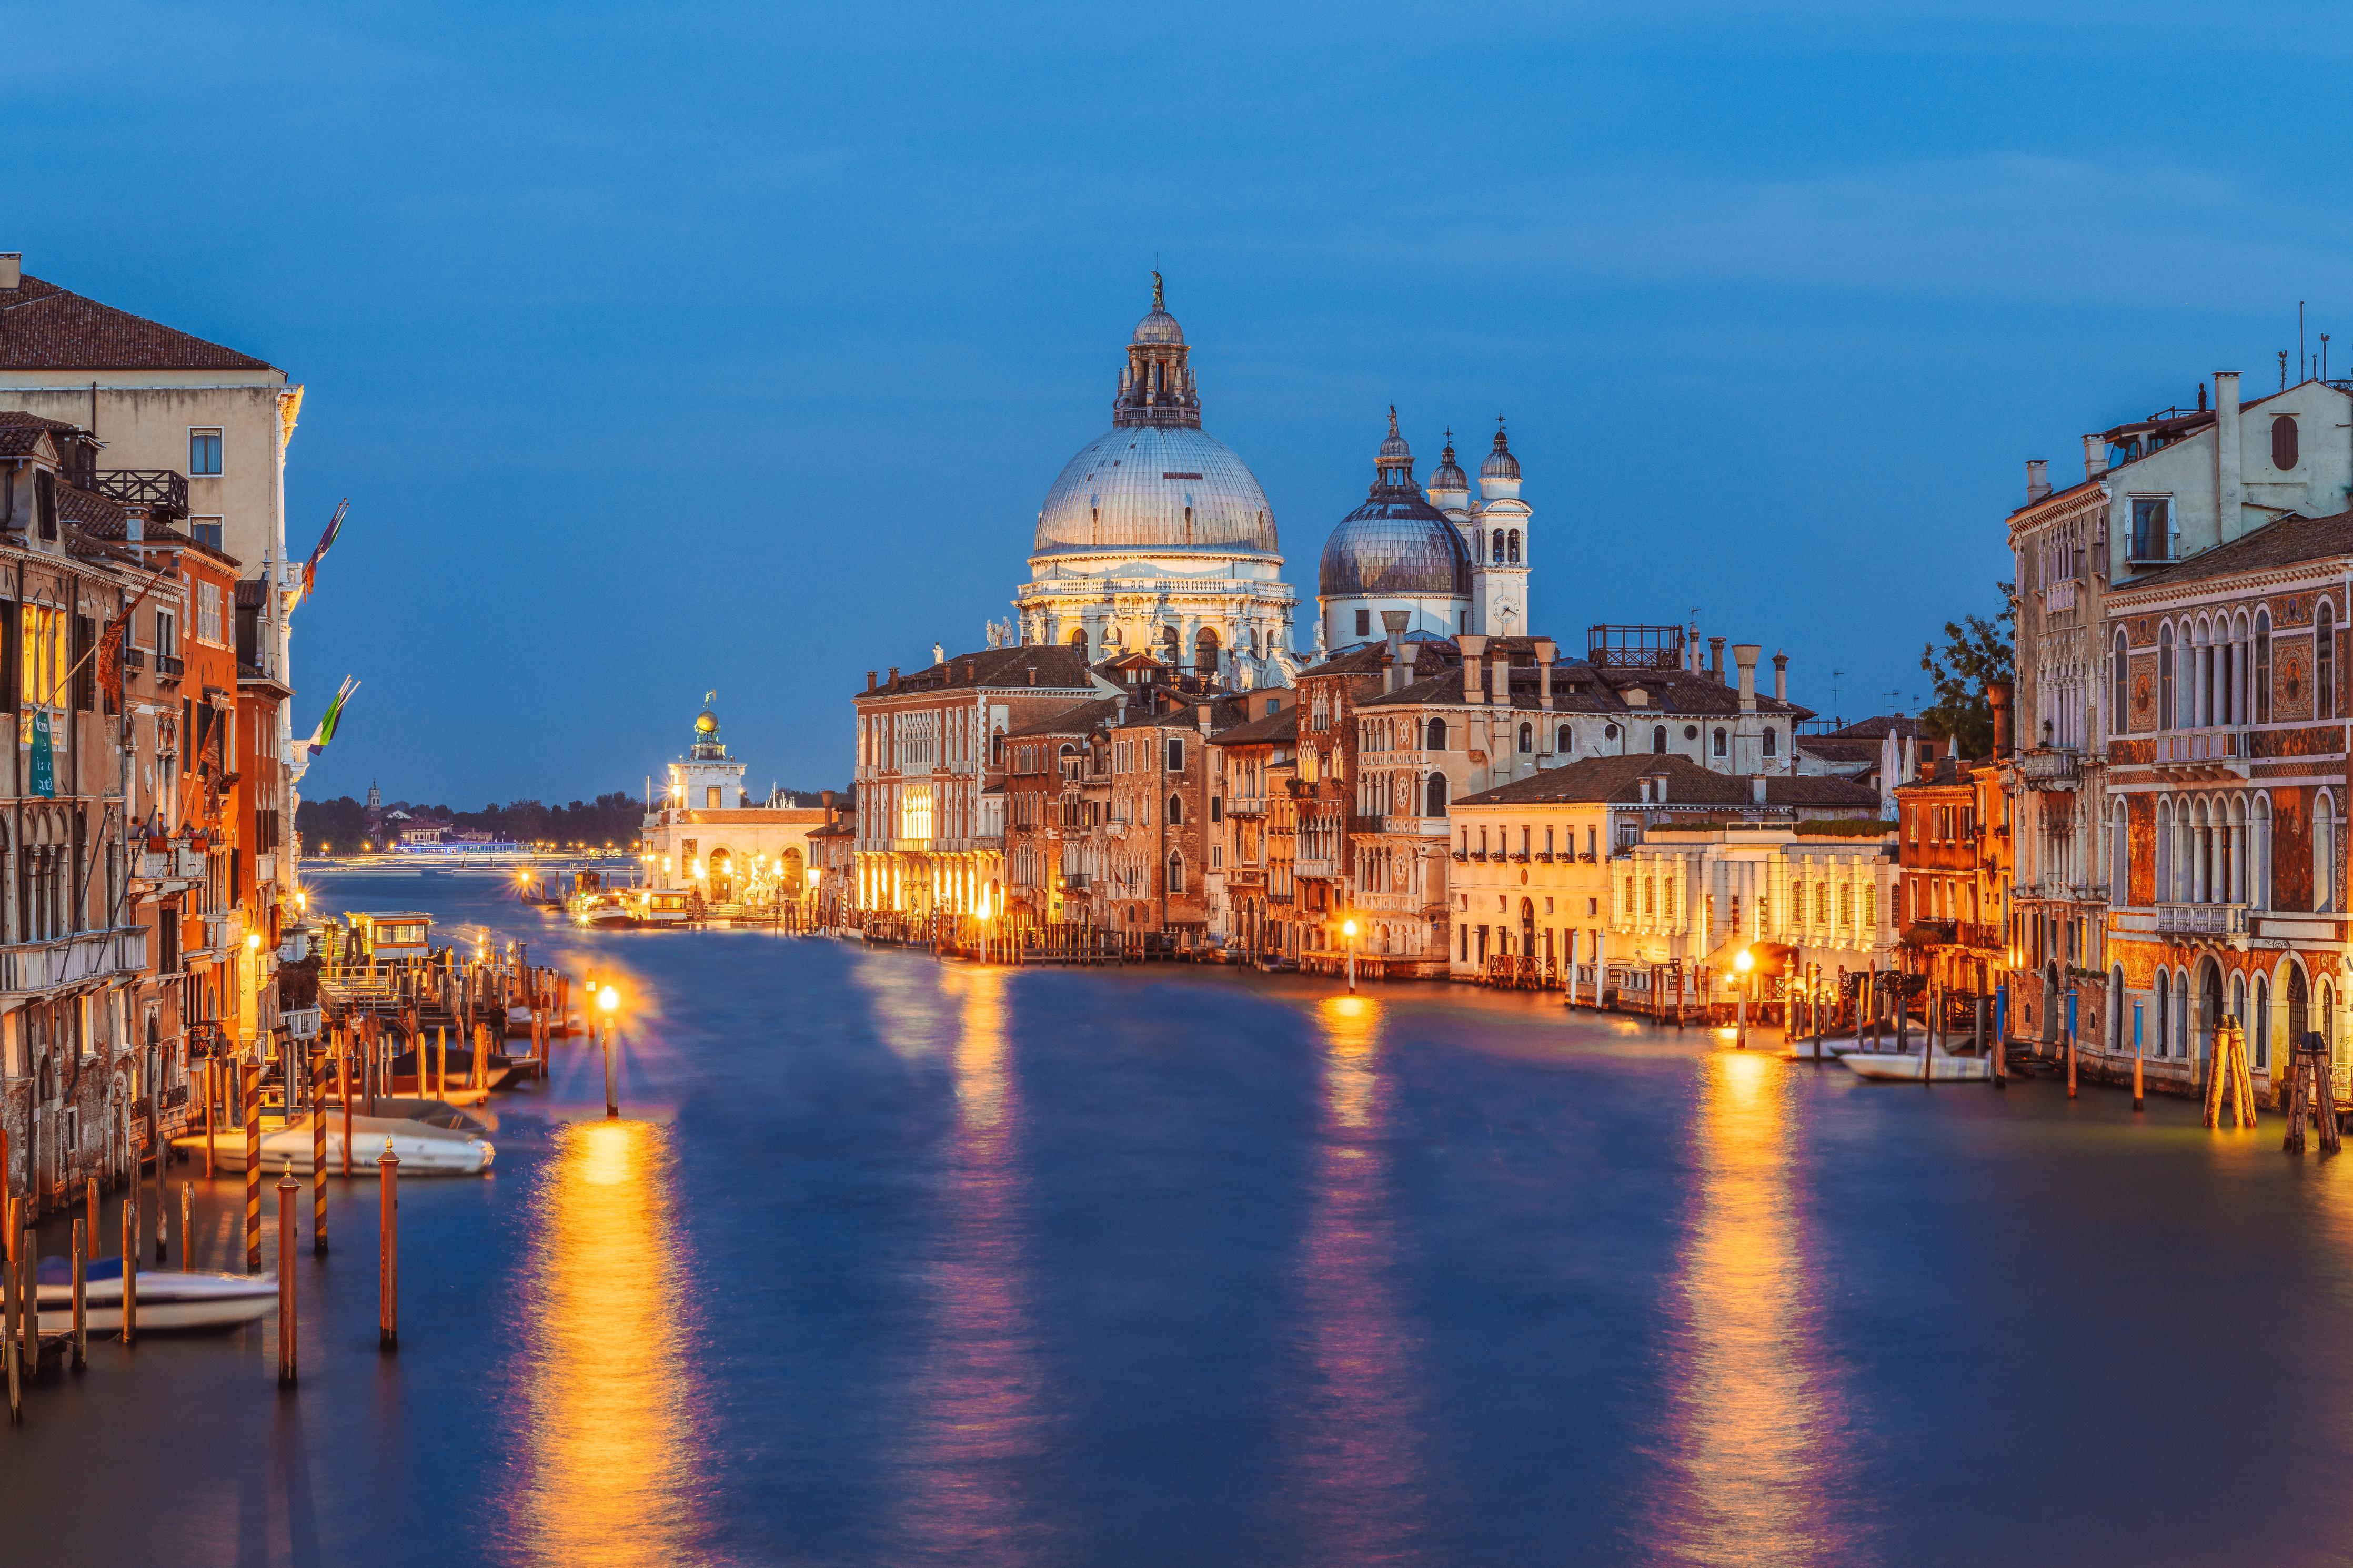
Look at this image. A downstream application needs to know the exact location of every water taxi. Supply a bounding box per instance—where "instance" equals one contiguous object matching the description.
[343,911,434,963]
[35,1258,275,1332]
[173,1112,494,1175]
[632,888,693,928]
[1842,1049,1993,1083]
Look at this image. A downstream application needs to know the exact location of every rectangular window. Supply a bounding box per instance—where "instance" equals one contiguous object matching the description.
[195,581,223,645]
[706,786,721,808]
[2129,498,2171,563]
[189,429,223,477]
[1355,608,1371,637]
[1166,737,1184,773]
[191,517,224,550]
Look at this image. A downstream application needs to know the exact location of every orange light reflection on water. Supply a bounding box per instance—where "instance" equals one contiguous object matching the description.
[1661,1050,1845,1565]
[512,1118,703,1568]
[899,965,1049,1562]
[1287,993,1424,1565]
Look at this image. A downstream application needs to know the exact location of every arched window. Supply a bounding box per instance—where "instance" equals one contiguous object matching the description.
[2113,627,2130,731]
[2317,790,2337,913]
[1491,530,1505,564]
[1712,727,1727,757]
[2289,963,2311,1051]
[2255,610,2272,723]
[1167,852,1185,896]
[2321,600,2337,721]
[1762,727,1777,757]
[2110,798,2127,901]
[2155,798,2173,903]
[1517,722,1532,754]
[2255,795,2274,909]
[2274,413,2300,470]
[2179,621,2198,729]
[1507,529,1521,564]
[2158,624,2174,730]
[1556,724,1572,755]
[1159,624,1180,664]
[2255,974,2272,1070]
[1194,626,1221,673]
[2174,968,2192,1059]
[2155,970,2171,1057]
[1652,726,1668,754]
[1166,794,1183,826]
[1068,626,1089,663]
[1424,772,1446,817]
[1425,717,1446,751]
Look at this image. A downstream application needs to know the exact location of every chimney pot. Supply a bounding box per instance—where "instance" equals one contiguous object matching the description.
[1988,680,2015,757]
[1458,634,1490,703]
[0,254,19,290]
[1709,636,1726,684]
[2026,458,2051,502]
[867,671,877,692]
[1733,644,1761,712]
[2083,433,2107,481]
[887,666,899,687]
[1535,638,1556,711]
[1771,650,1788,703]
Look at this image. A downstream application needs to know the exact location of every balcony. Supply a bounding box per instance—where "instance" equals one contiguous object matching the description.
[121,645,145,672]
[87,470,190,518]
[1295,857,1336,879]
[0,927,149,996]
[154,653,184,682]
[200,911,238,953]
[2155,902,2250,940]
[138,847,206,883]
[2019,748,2080,788]
[1226,795,1267,817]
[1379,815,1449,836]
[2149,730,2249,773]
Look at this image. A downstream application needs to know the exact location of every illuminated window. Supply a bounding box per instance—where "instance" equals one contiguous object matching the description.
[899,784,934,843]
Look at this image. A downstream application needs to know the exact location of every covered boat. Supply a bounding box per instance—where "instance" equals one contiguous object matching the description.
[174,1114,493,1175]
[34,1257,275,1332]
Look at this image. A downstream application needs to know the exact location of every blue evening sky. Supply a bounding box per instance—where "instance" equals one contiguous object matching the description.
[15,3,2353,803]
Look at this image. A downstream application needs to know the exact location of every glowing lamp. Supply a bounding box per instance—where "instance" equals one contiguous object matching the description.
[1734,948,1754,973]
[597,985,619,1014]
[1342,919,1358,939]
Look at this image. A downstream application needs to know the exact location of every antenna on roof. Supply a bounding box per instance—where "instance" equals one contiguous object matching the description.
[2280,349,2289,391]
[1829,667,1843,715]
[2300,300,2307,383]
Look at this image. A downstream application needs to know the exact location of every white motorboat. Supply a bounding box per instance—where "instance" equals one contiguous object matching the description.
[1782,1034,1872,1059]
[1842,1050,1993,1083]
[34,1258,275,1332]
[173,1114,493,1175]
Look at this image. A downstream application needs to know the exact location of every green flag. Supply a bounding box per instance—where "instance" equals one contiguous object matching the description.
[29,710,53,798]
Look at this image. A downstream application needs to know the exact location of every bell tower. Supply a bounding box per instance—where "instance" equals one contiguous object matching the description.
[1469,419,1530,638]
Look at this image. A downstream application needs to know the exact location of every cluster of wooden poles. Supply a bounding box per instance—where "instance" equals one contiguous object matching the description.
[0,962,595,1421]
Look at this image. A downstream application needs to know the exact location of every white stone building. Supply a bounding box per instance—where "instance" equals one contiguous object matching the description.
[1315,416,1528,651]
[1014,278,1298,687]
[642,702,828,905]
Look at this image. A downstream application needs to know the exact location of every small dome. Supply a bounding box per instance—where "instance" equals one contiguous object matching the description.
[1319,495,1473,599]
[1377,404,1410,463]
[1430,431,1469,492]
[1481,420,1521,481]
[1133,308,1184,345]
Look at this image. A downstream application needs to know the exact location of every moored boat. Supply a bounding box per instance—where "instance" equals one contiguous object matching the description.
[34,1258,275,1332]
[173,1114,493,1175]
[1842,1050,1993,1083]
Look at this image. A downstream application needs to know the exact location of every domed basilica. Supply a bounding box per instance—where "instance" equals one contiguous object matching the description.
[1014,277,1301,687]
[1010,281,1531,675]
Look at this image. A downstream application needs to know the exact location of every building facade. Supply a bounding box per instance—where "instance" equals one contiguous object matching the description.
[642,702,830,907]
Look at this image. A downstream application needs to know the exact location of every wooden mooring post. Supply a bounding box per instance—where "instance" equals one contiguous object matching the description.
[69,1217,85,1370]
[244,1060,262,1274]
[2282,1033,2338,1154]
[277,1164,299,1385]
[378,1145,400,1350]
[120,1201,137,1345]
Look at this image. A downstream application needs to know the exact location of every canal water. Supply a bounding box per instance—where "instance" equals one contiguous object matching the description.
[6,867,2353,1566]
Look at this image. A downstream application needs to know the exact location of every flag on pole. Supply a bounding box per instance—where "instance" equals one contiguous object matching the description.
[296,499,349,606]
[307,675,360,750]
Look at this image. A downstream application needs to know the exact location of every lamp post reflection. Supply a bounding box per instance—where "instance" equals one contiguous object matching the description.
[514,1118,704,1567]
[1284,993,1421,1564]
[1657,1051,1851,1564]
[899,965,1050,1562]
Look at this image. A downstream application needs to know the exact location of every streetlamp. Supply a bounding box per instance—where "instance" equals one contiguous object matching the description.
[1734,946,1754,1049]
[1342,917,1359,995]
[598,984,620,1118]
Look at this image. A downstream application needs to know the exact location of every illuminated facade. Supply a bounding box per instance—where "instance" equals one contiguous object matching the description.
[850,644,1106,930]
[1013,279,1299,689]
[640,702,828,905]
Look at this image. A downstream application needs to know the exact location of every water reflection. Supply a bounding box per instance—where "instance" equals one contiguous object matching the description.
[511,1119,704,1567]
[1660,1051,1846,1564]
[898,965,1050,1563]
[1288,994,1424,1565]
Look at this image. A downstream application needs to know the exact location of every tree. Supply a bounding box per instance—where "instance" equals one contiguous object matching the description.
[1919,582,2017,757]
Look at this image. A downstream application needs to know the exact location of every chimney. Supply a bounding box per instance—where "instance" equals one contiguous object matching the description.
[2216,370,2244,543]
[1652,770,1668,803]
[0,255,18,290]
[1637,776,1651,804]
[2082,433,2106,482]
[1489,646,1510,708]
[1534,638,1557,711]
[1026,668,1037,687]
[1196,702,1214,737]
[866,671,877,692]
[1381,610,1408,693]
[1709,636,1726,684]
[887,666,899,687]
[2026,458,2051,502]
[1459,634,1490,703]
[1686,622,1701,673]
[1750,775,1767,805]
[1733,644,1759,712]
[820,788,838,824]
[1771,650,1787,703]
[1988,680,2014,757]
[1114,694,1127,724]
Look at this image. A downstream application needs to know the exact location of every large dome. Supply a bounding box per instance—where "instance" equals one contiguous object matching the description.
[1319,494,1472,597]
[1033,423,1279,556]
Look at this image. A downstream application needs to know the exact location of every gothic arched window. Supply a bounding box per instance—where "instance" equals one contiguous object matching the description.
[1166,794,1183,826]
[1167,852,1185,896]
